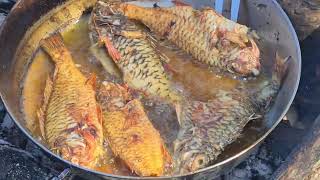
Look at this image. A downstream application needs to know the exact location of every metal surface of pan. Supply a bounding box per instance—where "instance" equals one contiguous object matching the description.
[0,0,301,179]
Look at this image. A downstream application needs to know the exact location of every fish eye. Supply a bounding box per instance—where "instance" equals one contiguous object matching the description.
[198,159,204,165]
[245,40,252,47]
[190,154,208,171]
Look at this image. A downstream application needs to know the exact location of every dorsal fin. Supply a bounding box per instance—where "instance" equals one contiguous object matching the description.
[86,73,97,90]
[37,76,53,139]
[102,37,122,62]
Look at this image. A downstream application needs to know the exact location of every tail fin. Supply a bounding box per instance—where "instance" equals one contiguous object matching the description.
[273,52,290,85]
[40,33,71,64]
[254,52,290,106]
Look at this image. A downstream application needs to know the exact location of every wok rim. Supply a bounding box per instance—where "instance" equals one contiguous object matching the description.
[0,0,301,179]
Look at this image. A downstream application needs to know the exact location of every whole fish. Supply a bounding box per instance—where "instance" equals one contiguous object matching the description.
[38,33,104,168]
[98,82,172,176]
[173,54,289,173]
[117,1,261,76]
[89,1,182,104]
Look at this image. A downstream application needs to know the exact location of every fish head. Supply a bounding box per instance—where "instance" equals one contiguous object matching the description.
[174,145,211,173]
[228,38,261,76]
[181,151,210,173]
[54,131,103,169]
[174,135,211,173]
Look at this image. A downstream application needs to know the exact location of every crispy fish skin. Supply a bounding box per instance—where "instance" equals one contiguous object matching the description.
[98,82,133,112]
[98,82,172,176]
[118,2,261,76]
[173,55,289,173]
[38,34,103,168]
[89,1,182,104]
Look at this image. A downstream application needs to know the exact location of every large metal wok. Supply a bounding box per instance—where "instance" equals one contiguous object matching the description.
[0,0,300,179]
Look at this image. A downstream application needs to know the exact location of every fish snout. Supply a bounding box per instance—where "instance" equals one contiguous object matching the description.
[230,38,261,76]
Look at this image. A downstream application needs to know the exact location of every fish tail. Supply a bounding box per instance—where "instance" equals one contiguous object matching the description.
[254,53,290,106]
[273,52,290,85]
[41,33,71,64]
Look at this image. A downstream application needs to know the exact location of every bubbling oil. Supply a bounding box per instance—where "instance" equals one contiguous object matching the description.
[22,15,264,176]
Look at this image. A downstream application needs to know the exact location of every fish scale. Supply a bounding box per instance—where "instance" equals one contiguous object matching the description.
[101,27,181,103]
[119,2,261,76]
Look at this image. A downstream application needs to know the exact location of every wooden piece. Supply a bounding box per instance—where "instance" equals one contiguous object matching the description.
[277,0,320,40]
[272,115,320,180]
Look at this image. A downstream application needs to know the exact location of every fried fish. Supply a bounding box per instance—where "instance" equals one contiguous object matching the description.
[98,82,172,176]
[89,1,182,104]
[173,54,289,173]
[38,33,104,168]
[118,1,261,76]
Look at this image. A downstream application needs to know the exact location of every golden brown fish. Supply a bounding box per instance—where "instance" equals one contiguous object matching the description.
[89,1,182,104]
[38,33,104,168]
[97,82,172,176]
[118,1,261,76]
[173,54,289,173]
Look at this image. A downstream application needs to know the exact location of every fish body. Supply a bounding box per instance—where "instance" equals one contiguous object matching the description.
[118,2,261,76]
[38,34,104,168]
[173,54,289,173]
[98,82,172,176]
[89,1,182,104]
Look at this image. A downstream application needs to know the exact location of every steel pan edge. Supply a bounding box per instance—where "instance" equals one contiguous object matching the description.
[0,0,301,179]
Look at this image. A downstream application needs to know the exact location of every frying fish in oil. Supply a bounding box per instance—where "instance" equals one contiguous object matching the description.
[89,1,182,104]
[98,82,172,176]
[173,54,289,173]
[38,33,104,168]
[117,1,261,76]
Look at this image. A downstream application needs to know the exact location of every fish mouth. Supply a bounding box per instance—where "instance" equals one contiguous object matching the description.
[229,38,261,76]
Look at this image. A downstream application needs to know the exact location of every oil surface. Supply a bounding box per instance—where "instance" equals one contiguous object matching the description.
[22,14,269,176]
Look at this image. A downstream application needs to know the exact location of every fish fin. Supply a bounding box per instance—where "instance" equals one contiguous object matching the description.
[89,43,122,78]
[120,30,146,39]
[172,0,191,6]
[86,74,97,90]
[40,33,71,64]
[97,105,103,126]
[37,76,53,139]
[274,52,290,84]
[37,109,46,140]
[80,128,96,163]
[67,103,87,124]
[175,102,183,126]
[159,53,171,63]
[102,37,121,62]
[162,144,173,165]
[163,63,178,75]
[122,100,141,129]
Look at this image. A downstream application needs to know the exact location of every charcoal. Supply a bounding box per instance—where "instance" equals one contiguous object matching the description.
[0,141,55,180]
